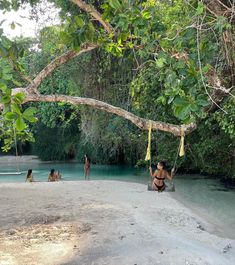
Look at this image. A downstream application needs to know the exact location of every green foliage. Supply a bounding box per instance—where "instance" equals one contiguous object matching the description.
[0,0,234,182]
[185,118,235,179]
[59,15,98,51]
[0,52,37,151]
[214,99,235,140]
[32,121,79,161]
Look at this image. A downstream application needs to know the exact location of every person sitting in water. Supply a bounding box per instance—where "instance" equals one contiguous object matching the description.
[25,169,34,182]
[149,161,175,192]
[55,171,63,181]
[48,169,58,182]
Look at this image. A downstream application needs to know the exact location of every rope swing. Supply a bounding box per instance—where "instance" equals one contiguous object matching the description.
[173,127,185,171]
[145,122,152,162]
[145,123,185,171]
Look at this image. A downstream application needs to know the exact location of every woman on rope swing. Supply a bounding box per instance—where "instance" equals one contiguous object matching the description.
[149,161,175,192]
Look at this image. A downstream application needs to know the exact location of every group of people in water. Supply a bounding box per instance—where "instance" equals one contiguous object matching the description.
[25,155,174,192]
[25,154,91,183]
[25,168,62,182]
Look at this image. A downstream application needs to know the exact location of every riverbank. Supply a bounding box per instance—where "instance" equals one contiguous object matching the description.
[0,181,234,265]
[0,155,41,164]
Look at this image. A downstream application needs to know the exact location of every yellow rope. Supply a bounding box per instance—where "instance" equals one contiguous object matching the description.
[179,127,185,157]
[145,122,152,161]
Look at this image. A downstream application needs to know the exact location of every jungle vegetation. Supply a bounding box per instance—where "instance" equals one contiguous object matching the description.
[0,0,234,180]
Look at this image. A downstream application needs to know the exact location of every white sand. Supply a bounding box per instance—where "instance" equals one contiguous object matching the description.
[0,180,234,265]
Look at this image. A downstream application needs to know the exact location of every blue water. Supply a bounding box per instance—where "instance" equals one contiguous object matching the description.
[0,163,149,183]
[0,163,235,239]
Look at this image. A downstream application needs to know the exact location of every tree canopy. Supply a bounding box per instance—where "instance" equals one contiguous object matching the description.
[0,0,234,178]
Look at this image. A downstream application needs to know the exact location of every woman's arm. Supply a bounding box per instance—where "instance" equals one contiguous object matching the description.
[165,168,175,180]
[149,167,157,178]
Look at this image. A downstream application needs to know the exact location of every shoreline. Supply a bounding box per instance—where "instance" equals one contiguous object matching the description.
[171,192,235,240]
[0,180,234,265]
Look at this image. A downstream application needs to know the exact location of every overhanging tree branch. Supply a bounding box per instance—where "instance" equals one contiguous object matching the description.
[11,87,196,136]
[28,44,98,94]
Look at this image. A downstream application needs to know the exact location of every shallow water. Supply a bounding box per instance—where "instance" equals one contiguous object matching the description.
[0,163,147,183]
[0,163,235,239]
[171,175,235,239]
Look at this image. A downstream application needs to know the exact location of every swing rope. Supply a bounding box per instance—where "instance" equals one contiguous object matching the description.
[173,127,185,173]
[145,121,152,181]
[145,123,185,190]
[173,137,181,173]
[13,125,20,173]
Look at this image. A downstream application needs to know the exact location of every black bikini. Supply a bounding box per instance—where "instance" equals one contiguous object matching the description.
[154,176,165,192]
[155,177,165,181]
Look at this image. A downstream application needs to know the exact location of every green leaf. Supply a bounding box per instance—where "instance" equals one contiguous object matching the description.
[23,107,37,122]
[23,115,37,123]
[197,95,209,106]
[58,102,66,106]
[1,94,11,104]
[74,16,84,27]
[0,82,7,90]
[13,92,25,104]
[109,0,121,9]
[10,22,15,30]
[197,99,209,107]
[1,36,12,49]
[174,104,191,120]
[12,79,22,86]
[196,2,204,15]
[0,43,8,57]
[155,58,166,68]
[11,103,22,115]
[15,117,26,131]
[190,103,199,112]
[4,111,18,120]
[142,11,152,20]
[202,64,211,74]
[173,96,188,106]
[167,97,174,104]
[2,72,12,80]
[23,107,37,116]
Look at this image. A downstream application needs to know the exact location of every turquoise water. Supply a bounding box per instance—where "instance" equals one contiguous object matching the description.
[0,163,235,239]
[0,163,148,183]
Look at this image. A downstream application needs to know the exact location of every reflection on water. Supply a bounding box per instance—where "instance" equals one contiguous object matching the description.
[0,163,235,239]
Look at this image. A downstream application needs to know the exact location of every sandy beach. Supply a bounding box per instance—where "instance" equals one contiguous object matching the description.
[0,180,234,265]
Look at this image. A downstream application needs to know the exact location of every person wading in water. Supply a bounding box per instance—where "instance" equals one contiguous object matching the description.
[84,154,91,180]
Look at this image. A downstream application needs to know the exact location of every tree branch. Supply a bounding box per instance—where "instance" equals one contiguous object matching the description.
[8,59,33,85]
[72,0,114,34]
[28,44,98,94]
[11,88,196,136]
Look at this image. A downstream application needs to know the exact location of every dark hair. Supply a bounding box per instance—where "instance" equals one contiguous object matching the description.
[50,169,55,175]
[27,169,32,178]
[158,161,167,170]
[85,155,90,162]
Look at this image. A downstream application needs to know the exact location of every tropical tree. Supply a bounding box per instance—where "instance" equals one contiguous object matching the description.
[0,0,234,152]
